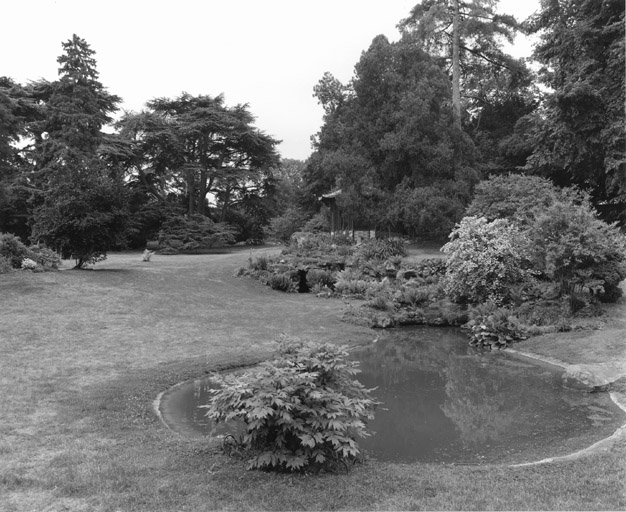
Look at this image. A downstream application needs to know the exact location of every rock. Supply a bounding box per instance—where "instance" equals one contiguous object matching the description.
[561,365,610,391]
[397,269,418,280]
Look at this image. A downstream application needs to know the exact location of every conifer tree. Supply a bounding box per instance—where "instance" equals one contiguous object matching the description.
[29,35,129,267]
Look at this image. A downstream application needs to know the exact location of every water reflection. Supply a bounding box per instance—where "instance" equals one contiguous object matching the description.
[351,327,624,463]
[159,326,625,464]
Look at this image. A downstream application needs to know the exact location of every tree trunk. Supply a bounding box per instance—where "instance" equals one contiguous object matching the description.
[187,168,195,216]
[198,168,207,216]
[451,0,461,128]
[219,188,230,222]
[197,135,208,216]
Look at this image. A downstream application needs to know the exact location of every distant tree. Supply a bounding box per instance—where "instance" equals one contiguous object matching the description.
[27,35,129,267]
[524,0,625,225]
[31,172,129,267]
[0,77,43,239]
[399,0,523,127]
[306,36,477,237]
[465,174,579,226]
[117,94,280,221]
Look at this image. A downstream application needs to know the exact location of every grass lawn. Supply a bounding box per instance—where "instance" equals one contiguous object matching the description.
[1,248,625,511]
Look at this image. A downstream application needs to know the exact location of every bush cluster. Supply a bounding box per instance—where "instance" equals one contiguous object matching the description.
[203,338,378,473]
[267,273,297,292]
[354,237,406,261]
[0,233,61,273]
[0,233,30,268]
[157,215,236,254]
[448,175,626,312]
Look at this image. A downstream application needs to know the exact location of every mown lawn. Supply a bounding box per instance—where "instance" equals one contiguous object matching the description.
[1,249,625,511]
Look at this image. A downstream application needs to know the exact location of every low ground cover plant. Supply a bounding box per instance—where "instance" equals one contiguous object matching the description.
[203,338,378,473]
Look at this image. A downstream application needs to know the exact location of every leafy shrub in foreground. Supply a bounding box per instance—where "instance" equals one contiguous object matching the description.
[203,339,378,472]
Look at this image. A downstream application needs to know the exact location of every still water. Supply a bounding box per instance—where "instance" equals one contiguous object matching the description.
[158,327,625,464]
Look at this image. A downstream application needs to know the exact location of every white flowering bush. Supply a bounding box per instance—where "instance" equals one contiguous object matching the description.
[20,258,38,270]
[442,216,532,305]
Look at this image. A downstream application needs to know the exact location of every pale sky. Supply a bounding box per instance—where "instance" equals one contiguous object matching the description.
[1,0,539,161]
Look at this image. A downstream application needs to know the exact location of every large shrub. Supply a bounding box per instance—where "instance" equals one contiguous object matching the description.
[394,184,466,239]
[204,339,378,472]
[0,232,30,268]
[464,174,626,304]
[442,216,531,305]
[29,246,62,270]
[527,200,626,301]
[466,174,560,225]
[31,175,130,268]
[157,215,236,253]
[263,208,308,243]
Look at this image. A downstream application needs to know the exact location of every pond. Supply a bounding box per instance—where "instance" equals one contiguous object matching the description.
[157,327,626,464]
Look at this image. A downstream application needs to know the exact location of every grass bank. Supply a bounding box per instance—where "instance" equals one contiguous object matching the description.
[1,248,625,511]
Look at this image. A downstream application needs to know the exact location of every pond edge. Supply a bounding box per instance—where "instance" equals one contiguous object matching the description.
[504,347,626,467]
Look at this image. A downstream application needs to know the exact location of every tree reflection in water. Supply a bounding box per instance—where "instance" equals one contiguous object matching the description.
[352,327,624,463]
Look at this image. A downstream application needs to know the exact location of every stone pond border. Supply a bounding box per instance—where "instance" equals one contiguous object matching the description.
[504,347,626,467]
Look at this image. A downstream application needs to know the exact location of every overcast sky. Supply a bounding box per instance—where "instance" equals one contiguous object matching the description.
[1,0,539,161]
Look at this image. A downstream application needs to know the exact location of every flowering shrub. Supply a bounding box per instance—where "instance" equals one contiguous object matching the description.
[29,246,62,270]
[20,258,38,270]
[442,216,532,305]
[203,338,378,472]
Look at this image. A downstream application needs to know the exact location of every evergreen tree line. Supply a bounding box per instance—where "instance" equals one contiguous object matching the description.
[0,0,624,267]
[300,0,625,239]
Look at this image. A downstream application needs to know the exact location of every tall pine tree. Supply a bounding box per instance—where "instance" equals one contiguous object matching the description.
[29,35,129,267]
